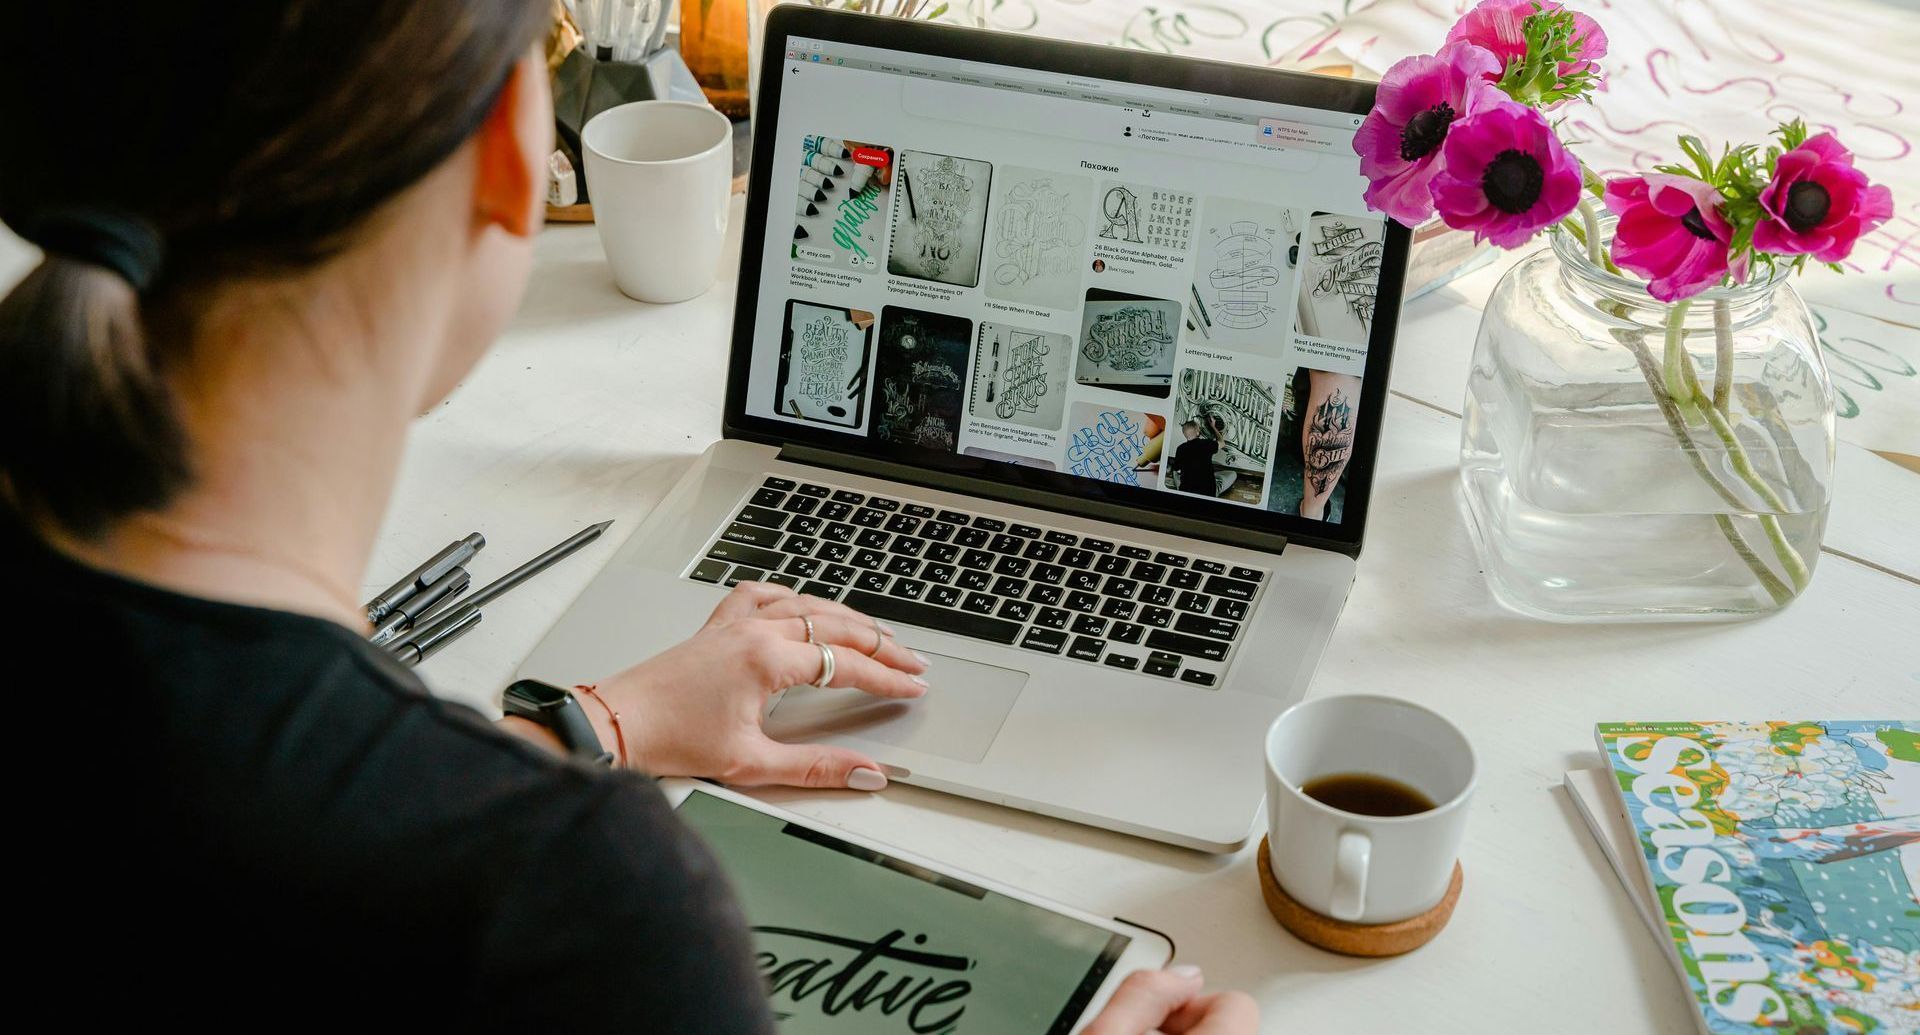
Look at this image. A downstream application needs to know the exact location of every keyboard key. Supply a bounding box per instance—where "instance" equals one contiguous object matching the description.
[889,578,928,601]
[1035,607,1071,630]
[852,549,886,569]
[992,576,1029,598]
[887,537,925,558]
[989,533,1024,554]
[903,504,936,519]
[1065,591,1100,613]
[962,592,998,615]
[818,542,852,563]
[750,487,786,507]
[1154,552,1188,567]
[1166,568,1203,591]
[937,510,971,524]
[1100,598,1137,620]
[737,505,788,529]
[957,570,993,592]
[921,563,956,585]
[820,564,855,585]
[993,555,1032,578]
[1028,584,1064,605]
[1230,566,1264,582]
[1175,614,1241,641]
[1021,627,1067,654]
[784,556,822,578]
[781,535,818,556]
[1066,570,1102,592]
[1009,523,1042,539]
[1111,622,1145,644]
[956,527,990,548]
[1118,545,1152,561]
[884,514,922,535]
[1103,577,1139,600]
[925,542,960,563]
[788,516,823,538]
[1060,548,1094,569]
[1181,670,1218,687]
[1022,540,1059,562]
[690,559,729,583]
[724,566,765,586]
[997,599,1034,623]
[1213,598,1247,621]
[1131,562,1167,583]
[867,497,900,512]
[1071,614,1108,637]
[928,585,962,608]
[1081,538,1114,553]
[822,522,855,543]
[1193,559,1226,575]
[843,591,1023,645]
[818,501,853,522]
[922,522,956,542]
[1031,563,1064,585]
[1141,584,1174,606]
[856,528,890,549]
[1140,606,1174,628]
[722,522,783,548]
[1146,629,1229,662]
[1104,653,1140,670]
[885,556,920,577]
[763,476,796,491]
[972,517,1006,532]
[852,508,888,527]
[781,494,819,515]
[706,540,785,570]
[1094,555,1130,576]
[832,489,866,505]
[799,581,844,601]
[1204,575,1259,602]
[960,549,994,570]
[765,572,802,590]
[1044,530,1078,546]
[1069,636,1105,662]
[797,483,831,498]
[856,571,891,593]
[1176,591,1210,614]
[1144,654,1179,677]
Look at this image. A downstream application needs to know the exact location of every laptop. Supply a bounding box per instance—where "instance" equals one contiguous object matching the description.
[518,6,1409,852]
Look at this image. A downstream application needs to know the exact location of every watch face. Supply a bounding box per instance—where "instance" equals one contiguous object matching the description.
[505,679,570,709]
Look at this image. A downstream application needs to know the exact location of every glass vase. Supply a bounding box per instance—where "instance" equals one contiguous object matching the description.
[1459,215,1835,621]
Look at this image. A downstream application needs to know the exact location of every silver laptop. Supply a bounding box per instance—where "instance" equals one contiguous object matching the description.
[519,6,1408,852]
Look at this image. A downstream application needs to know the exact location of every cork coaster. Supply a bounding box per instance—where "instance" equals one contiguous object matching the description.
[1257,835,1463,957]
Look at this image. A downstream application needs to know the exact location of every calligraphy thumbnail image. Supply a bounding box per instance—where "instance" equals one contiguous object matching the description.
[775,300,874,428]
[1074,288,1180,398]
[1165,368,1277,507]
[962,446,1056,471]
[793,135,893,273]
[1096,180,1196,254]
[1266,366,1364,523]
[869,306,974,452]
[887,150,992,287]
[1296,211,1386,347]
[984,166,1091,311]
[1188,198,1300,356]
[1064,402,1166,488]
[969,323,1070,432]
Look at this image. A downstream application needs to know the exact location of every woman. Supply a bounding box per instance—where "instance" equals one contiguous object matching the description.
[0,3,1257,1031]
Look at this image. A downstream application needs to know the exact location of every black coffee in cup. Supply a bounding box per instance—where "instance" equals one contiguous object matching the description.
[1301,772,1435,817]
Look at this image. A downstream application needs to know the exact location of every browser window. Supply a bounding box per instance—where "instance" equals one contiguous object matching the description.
[746,36,1386,524]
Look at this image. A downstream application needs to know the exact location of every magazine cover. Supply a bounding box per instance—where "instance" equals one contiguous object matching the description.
[1595,721,1920,1034]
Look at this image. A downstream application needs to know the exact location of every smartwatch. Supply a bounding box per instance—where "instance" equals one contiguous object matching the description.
[502,679,614,767]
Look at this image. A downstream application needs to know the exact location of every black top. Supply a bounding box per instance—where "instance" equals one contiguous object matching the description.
[1170,437,1220,497]
[7,516,773,1031]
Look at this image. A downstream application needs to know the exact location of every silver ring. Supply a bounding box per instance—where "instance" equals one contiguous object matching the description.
[811,644,836,687]
[867,617,885,657]
[801,615,816,644]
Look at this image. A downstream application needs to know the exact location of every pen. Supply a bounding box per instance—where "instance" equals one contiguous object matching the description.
[368,566,470,647]
[364,532,485,624]
[391,608,482,668]
[387,520,614,654]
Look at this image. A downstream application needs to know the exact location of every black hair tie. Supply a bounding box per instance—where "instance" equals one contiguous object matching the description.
[19,206,165,293]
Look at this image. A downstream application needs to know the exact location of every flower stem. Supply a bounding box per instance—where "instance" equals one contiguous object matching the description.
[1575,197,1610,270]
[1712,299,1733,415]
[1661,300,1693,403]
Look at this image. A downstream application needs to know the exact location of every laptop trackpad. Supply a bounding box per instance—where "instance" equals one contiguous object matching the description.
[765,652,1026,764]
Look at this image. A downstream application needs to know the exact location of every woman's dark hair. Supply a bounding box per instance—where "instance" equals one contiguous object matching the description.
[0,2,549,537]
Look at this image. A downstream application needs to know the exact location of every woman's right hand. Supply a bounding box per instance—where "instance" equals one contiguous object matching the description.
[1082,967,1258,1035]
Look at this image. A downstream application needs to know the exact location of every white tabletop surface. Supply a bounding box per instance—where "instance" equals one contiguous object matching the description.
[371,200,1920,1034]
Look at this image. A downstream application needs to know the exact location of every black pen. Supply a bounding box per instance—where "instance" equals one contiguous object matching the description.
[387,520,613,654]
[368,567,470,647]
[391,608,482,667]
[364,532,485,624]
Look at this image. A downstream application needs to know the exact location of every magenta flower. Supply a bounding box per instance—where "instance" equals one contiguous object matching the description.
[1751,133,1894,262]
[1429,101,1583,248]
[1603,174,1734,302]
[1446,0,1609,86]
[1353,42,1505,226]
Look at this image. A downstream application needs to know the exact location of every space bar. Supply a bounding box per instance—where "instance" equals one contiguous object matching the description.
[842,591,1022,644]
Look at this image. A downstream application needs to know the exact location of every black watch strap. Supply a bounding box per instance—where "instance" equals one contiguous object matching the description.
[502,679,614,767]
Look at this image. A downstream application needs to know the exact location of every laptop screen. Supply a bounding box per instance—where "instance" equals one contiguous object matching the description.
[729,11,1405,552]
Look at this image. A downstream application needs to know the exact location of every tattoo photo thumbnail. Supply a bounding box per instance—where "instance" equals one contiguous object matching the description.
[870,306,974,453]
[1294,210,1385,348]
[888,150,993,288]
[1166,368,1278,507]
[775,300,874,428]
[794,135,893,274]
[969,322,1070,432]
[1075,288,1180,398]
[1266,366,1363,523]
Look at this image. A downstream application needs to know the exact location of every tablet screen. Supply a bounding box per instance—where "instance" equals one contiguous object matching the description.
[677,789,1130,1034]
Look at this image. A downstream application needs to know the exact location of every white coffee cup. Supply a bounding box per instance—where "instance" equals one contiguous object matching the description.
[1264,695,1476,925]
[582,100,733,304]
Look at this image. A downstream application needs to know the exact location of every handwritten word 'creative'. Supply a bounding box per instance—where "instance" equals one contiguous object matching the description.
[755,926,974,1034]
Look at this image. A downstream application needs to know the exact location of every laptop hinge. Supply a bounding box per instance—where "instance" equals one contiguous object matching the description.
[776,444,1290,556]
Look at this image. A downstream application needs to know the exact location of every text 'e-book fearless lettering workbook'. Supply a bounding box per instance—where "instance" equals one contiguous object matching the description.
[1585,722,1920,1035]
[747,36,1385,525]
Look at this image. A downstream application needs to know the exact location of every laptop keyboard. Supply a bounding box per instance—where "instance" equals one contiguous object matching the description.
[684,475,1267,688]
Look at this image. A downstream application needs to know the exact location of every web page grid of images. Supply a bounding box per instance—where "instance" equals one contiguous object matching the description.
[763,125,1385,525]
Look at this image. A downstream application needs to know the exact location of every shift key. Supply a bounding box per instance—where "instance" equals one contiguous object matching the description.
[1145,629,1229,662]
[706,540,786,571]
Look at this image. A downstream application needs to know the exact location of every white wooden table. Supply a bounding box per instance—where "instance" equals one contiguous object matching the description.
[378,199,1919,1033]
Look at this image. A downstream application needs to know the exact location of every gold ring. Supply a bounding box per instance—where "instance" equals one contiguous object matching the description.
[867,617,885,657]
[811,644,836,687]
[801,615,816,644]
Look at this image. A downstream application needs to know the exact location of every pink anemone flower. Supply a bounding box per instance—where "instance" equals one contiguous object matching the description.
[1751,133,1894,263]
[1429,101,1583,248]
[1353,41,1506,226]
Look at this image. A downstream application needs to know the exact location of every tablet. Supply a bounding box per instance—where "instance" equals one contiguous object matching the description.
[661,780,1174,1034]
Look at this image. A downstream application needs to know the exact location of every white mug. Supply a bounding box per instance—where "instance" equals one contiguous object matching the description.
[582,100,733,304]
[1264,695,1476,925]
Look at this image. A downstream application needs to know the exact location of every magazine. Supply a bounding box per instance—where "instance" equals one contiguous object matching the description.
[1590,721,1920,1034]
